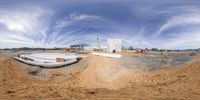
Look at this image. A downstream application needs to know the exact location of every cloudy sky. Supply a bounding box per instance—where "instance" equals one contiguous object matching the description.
[0,0,200,49]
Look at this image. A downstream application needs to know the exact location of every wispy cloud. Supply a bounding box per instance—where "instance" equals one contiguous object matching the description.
[0,0,200,49]
[47,13,103,45]
[156,14,200,36]
[55,13,101,29]
[159,31,200,49]
[0,7,53,48]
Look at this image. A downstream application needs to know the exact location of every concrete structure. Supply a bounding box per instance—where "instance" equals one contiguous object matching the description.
[107,38,122,53]
[100,45,108,52]
[84,45,108,52]
[70,44,89,52]
[70,45,83,51]
[83,45,98,51]
[71,38,122,53]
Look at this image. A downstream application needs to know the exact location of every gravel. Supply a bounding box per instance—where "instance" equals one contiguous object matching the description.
[120,52,195,71]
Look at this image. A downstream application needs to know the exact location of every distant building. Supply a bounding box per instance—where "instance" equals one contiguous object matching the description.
[83,45,98,51]
[101,45,108,52]
[83,45,108,52]
[70,44,88,51]
[107,38,122,53]
[70,45,83,51]
[70,39,122,53]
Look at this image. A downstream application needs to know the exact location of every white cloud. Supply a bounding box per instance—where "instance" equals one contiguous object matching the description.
[47,13,102,45]
[0,7,52,48]
[159,31,200,49]
[55,13,101,29]
[0,8,49,33]
[157,14,200,36]
[151,13,200,49]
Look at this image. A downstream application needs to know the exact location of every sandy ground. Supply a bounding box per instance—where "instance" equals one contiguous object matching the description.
[0,52,200,99]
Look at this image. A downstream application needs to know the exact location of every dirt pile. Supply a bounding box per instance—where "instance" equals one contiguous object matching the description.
[1,52,200,99]
[77,55,132,89]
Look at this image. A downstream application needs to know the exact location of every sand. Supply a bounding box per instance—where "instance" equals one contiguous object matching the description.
[77,55,133,89]
[0,52,200,99]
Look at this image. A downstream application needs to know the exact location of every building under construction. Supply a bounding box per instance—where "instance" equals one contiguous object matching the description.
[107,38,122,53]
[70,38,122,53]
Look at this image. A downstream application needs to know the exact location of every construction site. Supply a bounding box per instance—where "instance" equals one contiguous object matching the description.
[0,38,200,100]
[1,0,200,99]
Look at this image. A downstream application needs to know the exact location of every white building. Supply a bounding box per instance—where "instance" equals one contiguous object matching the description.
[107,38,122,53]
[82,38,122,53]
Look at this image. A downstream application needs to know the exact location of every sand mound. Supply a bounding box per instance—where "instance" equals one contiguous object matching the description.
[76,53,199,90]
[77,55,132,89]
[1,52,200,99]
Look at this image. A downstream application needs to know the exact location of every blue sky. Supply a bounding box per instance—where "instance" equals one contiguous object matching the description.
[0,0,200,49]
